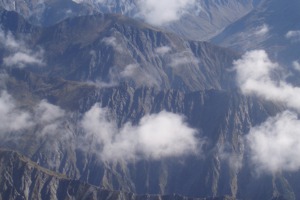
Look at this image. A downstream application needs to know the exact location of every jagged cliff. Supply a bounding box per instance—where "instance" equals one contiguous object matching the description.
[0,149,236,200]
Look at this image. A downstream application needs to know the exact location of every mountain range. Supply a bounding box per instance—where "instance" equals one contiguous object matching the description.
[0,0,300,200]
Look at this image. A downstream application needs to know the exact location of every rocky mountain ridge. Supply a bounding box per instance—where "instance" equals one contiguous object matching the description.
[0,0,262,40]
[0,3,299,200]
[0,148,237,200]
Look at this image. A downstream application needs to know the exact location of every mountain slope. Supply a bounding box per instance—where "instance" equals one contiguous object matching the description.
[212,0,300,63]
[0,6,299,200]
[1,148,236,200]
[2,67,294,200]
[0,0,261,40]
[0,9,239,91]
[0,0,96,26]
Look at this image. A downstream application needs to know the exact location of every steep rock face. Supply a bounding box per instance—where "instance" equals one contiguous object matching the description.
[1,149,236,200]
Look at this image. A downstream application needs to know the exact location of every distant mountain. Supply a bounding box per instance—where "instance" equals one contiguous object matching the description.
[0,8,238,91]
[212,0,300,63]
[70,0,260,40]
[0,0,261,40]
[0,0,96,26]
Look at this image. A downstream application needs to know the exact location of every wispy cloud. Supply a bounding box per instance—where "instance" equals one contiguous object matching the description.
[234,50,300,173]
[120,64,159,87]
[0,91,66,136]
[255,24,269,36]
[293,61,300,72]
[34,100,66,137]
[101,36,124,53]
[0,91,33,132]
[0,29,45,68]
[137,0,196,26]
[3,52,44,67]
[80,104,201,162]
[285,30,300,42]
[218,143,244,172]
[169,51,199,68]
[155,46,172,56]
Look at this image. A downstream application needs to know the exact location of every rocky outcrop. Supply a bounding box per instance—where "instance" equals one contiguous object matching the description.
[0,149,237,200]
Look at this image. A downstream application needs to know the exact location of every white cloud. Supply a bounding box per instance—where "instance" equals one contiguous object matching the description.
[3,52,44,68]
[34,101,67,137]
[234,50,300,112]
[234,50,300,173]
[247,111,300,173]
[101,36,124,52]
[285,30,300,42]
[35,100,65,123]
[120,64,140,78]
[169,51,199,67]
[0,91,33,132]
[0,90,66,137]
[255,24,269,36]
[293,61,300,72]
[86,79,118,88]
[81,104,200,161]
[0,29,45,68]
[155,46,172,55]
[120,64,159,87]
[137,0,196,26]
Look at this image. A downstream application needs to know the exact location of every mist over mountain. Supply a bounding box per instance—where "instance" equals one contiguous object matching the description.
[0,1,300,200]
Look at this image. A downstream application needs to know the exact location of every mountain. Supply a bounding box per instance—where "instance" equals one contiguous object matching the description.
[0,148,237,200]
[212,0,300,63]
[0,3,299,200]
[71,0,260,40]
[0,0,96,26]
[3,65,295,200]
[0,0,261,40]
[0,9,238,91]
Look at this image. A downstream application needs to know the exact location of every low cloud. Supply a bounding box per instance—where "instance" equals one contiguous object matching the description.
[137,0,196,26]
[81,104,200,162]
[155,46,172,55]
[0,91,33,132]
[120,64,159,87]
[169,51,199,67]
[0,91,66,136]
[234,50,300,173]
[293,61,300,72]
[0,29,45,68]
[101,36,124,53]
[285,30,300,42]
[3,52,44,68]
[218,143,244,172]
[234,50,300,111]
[34,100,66,137]
[255,24,269,36]
[247,111,300,173]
